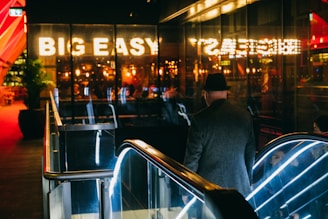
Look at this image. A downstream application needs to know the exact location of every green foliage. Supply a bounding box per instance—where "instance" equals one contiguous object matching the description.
[21,59,50,109]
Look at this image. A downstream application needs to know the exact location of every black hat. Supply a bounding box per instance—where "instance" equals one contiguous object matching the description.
[203,73,231,91]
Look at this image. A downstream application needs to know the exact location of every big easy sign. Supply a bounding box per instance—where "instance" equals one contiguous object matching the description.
[37,36,301,57]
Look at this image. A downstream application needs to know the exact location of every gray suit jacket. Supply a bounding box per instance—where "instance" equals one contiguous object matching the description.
[183,99,256,197]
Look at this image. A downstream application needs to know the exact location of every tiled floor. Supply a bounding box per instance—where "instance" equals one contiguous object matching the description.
[0,101,44,219]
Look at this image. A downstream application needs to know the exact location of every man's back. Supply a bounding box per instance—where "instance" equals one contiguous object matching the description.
[184,99,256,197]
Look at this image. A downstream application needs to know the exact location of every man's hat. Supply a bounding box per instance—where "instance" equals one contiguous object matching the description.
[203,73,231,91]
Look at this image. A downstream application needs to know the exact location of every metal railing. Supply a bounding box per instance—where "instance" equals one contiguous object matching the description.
[43,97,115,219]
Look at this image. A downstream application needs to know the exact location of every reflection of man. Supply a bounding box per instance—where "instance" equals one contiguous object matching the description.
[270,150,285,167]
[73,83,81,98]
[313,115,328,135]
[261,70,269,93]
[163,86,180,99]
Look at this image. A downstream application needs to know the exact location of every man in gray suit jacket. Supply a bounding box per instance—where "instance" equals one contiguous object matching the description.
[183,73,256,199]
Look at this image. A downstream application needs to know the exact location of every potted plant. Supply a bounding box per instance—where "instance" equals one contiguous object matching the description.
[18,58,53,139]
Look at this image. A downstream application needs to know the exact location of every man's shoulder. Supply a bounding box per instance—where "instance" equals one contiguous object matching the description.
[224,102,251,114]
[191,107,212,123]
[193,101,251,118]
[192,108,206,119]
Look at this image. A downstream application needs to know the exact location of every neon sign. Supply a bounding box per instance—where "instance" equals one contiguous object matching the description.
[37,36,300,57]
[39,37,158,56]
[189,38,301,56]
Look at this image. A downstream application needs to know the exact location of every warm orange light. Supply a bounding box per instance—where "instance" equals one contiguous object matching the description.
[24,14,27,33]
[75,69,80,76]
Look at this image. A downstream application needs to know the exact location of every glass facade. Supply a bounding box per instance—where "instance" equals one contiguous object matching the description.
[27,0,328,147]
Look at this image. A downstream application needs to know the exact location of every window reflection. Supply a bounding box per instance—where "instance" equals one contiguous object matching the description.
[26,1,328,133]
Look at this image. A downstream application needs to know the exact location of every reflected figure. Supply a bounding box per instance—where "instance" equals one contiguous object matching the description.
[309,117,328,219]
[163,85,181,100]
[73,83,82,98]
[128,84,135,97]
[94,82,106,99]
[260,150,285,218]
[270,150,285,167]
[313,115,328,135]
[262,149,302,219]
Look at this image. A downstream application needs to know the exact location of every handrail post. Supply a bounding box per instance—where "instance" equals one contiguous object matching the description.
[100,178,111,219]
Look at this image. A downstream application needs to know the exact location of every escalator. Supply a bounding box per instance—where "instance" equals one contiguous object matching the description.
[43,91,328,218]
[247,133,328,218]
[43,93,258,219]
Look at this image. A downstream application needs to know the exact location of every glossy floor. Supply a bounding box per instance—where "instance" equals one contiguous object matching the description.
[0,100,43,219]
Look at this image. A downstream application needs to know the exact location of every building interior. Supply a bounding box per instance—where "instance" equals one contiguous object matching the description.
[0,0,328,218]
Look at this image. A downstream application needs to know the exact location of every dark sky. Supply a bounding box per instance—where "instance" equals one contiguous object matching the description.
[26,0,160,24]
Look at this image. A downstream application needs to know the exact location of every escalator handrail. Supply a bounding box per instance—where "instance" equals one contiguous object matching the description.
[117,139,259,219]
[255,132,328,161]
[119,139,221,194]
[43,169,113,181]
[49,90,63,128]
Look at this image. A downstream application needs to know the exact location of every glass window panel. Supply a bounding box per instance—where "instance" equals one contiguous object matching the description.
[184,22,204,111]
[115,25,158,99]
[28,24,71,100]
[69,24,115,101]
[114,25,160,127]
[296,3,328,131]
